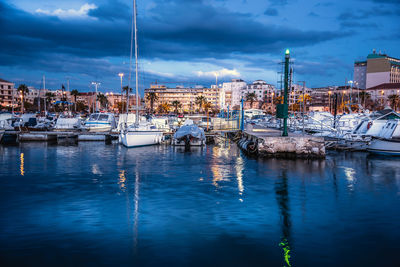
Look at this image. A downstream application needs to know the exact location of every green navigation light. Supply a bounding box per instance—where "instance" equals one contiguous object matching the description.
[285,49,290,55]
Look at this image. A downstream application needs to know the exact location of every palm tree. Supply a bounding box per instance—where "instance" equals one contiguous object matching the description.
[17,84,29,113]
[122,86,132,112]
[97,93,109,110]
[273,95,283,105]
[203,101,212,114]
[388,94,399,111]
[45,92,55,111]
[245,92,257,108]
[297,94,312,112]
[157,103,170,114]
[171,100,182,114]
[71,89,79,112]
[195,95,206,113]
[359,91,371,108]
[146,92,158,114]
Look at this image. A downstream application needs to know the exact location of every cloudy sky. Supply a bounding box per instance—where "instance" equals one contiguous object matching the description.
[1,0,399,95]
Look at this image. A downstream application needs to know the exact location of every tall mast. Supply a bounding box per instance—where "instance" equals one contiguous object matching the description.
[134,0,139,124]
[43,75,46,114]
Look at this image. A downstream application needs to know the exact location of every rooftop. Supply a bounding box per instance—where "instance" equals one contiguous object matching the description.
[0,78,12,83]
[367,83,400,90]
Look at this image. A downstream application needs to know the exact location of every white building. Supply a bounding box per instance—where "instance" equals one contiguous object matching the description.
[220,79,247,110]
[242,80,276,102]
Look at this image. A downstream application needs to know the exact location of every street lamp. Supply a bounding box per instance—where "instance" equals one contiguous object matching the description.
[118,73,124,105]
[348,80,353,104]
[91,82,101,112]
[328,91,332,113]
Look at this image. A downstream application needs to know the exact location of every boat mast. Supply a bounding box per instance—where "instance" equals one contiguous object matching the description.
[133,0,139,124]
[126,0,136,120]
[43,75,46,115]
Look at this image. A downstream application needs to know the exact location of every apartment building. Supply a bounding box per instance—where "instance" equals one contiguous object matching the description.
[354,50,400,89]
[0,78,16,107]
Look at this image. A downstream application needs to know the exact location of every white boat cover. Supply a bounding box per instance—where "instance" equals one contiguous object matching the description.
[55,118,82,129]
[174,124,205,140]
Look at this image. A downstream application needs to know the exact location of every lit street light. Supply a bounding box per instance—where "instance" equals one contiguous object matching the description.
[118,73,124,105]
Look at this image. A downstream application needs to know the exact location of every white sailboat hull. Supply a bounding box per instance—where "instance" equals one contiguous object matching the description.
[120,131,163,147]
[367,138,400,156]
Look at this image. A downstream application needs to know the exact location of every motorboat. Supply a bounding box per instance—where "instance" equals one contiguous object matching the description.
[173,119,205,147]
[54,117,83,131]
[367,120,400,155]
[84,113,116,132]
[120,122,163,147]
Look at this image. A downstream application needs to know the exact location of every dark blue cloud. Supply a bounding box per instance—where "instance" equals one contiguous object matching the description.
[0,0,398,90]
[264,8,278,16]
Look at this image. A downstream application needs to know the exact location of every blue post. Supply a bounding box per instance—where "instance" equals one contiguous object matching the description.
[240,98,244,131]
[227,105,230,119]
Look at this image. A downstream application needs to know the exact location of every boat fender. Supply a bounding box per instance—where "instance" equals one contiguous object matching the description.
[248,141,257,153]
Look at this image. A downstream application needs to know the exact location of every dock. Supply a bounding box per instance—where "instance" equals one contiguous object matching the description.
[3,131,118,143]
[233,125,326,158]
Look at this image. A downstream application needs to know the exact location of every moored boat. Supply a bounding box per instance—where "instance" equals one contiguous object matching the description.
[120,122,163,147]
[173,120,205,147]
[367,120,400,155]
[84,113,116,132]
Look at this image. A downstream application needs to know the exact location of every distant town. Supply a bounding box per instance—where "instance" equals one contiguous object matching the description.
[1,50,399,115]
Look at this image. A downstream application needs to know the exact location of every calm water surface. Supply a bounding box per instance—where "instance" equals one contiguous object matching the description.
[0,141,399,266]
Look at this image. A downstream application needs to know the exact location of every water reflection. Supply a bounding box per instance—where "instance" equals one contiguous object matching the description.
[211,145,231,188]
[133,162,140,253]
[119,170,126,191]
[1,143,400,266]
[341,166,356,191]
[20,152,24,176]
[235,154,244,202]
[275,169,292,267]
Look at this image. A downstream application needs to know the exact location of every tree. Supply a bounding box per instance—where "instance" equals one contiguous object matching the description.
[71,89,79,112]
[359,91,371,108]
[273,95,283,105]
[76,101,88,112]
[146,92,158,114]
[122,86,133,112]
[115,102,126,113]
[171,100,182,114]
[203,101,212,114]
[195,95,206,113]
[388,94,399,111]
[157,103,170,114]
[297,94,312,112]
[17,84,29,114]
[97,93,108,110]
[245,92,257,108]
[45,92,55,112]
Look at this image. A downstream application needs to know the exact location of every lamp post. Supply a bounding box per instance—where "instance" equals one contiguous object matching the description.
[342,90,346,114]
[118,73,124,106]
[282,49,290,137]
[91,82,100,112]
[348,80,353,105]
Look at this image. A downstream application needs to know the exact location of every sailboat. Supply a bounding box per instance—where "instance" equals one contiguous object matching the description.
[119,0,163,147]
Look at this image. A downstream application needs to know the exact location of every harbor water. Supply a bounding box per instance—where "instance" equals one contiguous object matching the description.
[0,142,399,266]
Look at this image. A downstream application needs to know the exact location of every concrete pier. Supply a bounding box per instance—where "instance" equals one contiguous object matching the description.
[2,131,118,143]
[237,125,326,158]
